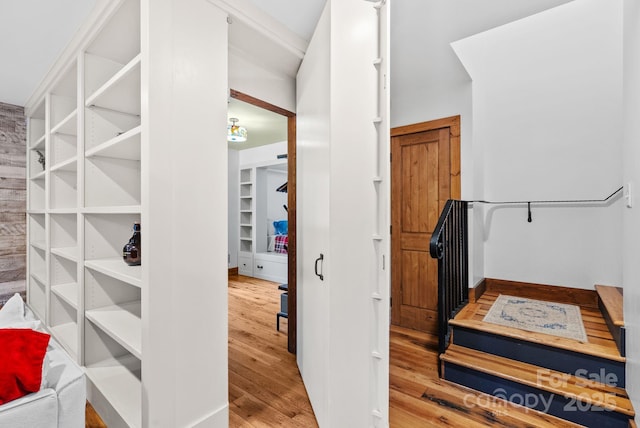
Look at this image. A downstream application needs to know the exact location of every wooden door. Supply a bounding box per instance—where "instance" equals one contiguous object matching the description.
[391,117,460,333]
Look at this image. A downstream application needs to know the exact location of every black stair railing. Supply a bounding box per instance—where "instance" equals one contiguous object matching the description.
[429,200,469,367]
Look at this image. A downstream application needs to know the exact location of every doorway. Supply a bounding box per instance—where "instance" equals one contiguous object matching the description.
[390,116,460,333]
[228,89,297,352]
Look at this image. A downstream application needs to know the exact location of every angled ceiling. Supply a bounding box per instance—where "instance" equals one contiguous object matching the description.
[0,0,96,107]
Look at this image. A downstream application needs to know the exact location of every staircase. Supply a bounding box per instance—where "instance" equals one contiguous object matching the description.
[440,280,634,428]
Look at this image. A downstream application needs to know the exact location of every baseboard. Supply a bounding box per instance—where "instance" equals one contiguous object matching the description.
[189,403,229,428]
[484,278,598,309]
[469,279,486,303]
[228,267,238,277]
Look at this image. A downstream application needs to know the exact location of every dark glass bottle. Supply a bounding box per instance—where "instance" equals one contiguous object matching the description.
[123,223,141,266]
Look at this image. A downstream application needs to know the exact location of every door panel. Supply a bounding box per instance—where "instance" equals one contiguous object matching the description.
[296,3,331,426]
[392,127,451,333]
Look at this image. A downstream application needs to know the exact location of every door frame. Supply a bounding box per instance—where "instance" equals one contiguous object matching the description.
[229,89,298,353]
[389,115,461,327]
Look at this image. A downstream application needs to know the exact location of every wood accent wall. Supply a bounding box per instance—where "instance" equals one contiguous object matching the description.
[0,102,26,303]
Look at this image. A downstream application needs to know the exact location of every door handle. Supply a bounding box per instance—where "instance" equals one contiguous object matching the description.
[314,253,324,281]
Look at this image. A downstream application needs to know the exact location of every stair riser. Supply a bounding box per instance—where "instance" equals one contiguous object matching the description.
[600,296,626,357]
[453,327,626,388]
[444,363,630,428]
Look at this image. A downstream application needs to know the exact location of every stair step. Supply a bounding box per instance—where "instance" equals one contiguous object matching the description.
[596,284,626,357]
[596,285,624,327]
[452,295,624,363]
[442,344,634,417]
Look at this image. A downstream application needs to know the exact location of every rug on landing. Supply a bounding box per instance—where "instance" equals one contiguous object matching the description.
[483,294,588,342]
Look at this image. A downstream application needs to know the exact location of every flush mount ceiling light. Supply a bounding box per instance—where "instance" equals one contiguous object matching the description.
[227,117,247,143]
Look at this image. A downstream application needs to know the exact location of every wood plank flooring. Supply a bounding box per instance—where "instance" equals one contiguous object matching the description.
[231,274,584,427]
[229,274,317,427]
[389,325,584,427]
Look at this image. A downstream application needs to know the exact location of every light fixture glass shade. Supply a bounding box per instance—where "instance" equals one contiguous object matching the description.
[227,118,247,142]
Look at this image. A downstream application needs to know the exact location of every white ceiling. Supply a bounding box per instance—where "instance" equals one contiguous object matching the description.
[0,0,325,108]
[0,0,96,107]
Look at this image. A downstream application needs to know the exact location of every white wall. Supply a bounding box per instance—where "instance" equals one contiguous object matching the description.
[623,0,640,413]
[228,149,239,268]
[391,0,572,286]
[229,53,296,113]
[452,0,623,289]
[238,140,287,165]
[266,169,288,222]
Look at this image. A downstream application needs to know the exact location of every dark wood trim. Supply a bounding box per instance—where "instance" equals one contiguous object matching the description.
[469,279,486,303]
[286,115,297,354]
[229,89,295,117]
[485,278,599,309]
[229,89,297,354]
[228,267,238,277]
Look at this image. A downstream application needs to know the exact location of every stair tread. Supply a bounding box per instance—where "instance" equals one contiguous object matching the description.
[453,295,624,363]
[596,284,624,327]
[442,344,634,417]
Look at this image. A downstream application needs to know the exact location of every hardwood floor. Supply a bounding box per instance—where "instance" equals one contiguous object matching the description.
[86,402,107,428]
[230,273,583,427]
[389,325,583,427]
[228,274,317,427]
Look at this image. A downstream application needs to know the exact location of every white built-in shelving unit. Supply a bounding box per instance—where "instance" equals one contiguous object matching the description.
[25,0,231,426]
[26,1,142,426]
[237,161,288,283]
[238,167,254,275]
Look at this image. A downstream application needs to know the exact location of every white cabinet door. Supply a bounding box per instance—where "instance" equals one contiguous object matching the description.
[296,3,331,426]
[297,0,387,426]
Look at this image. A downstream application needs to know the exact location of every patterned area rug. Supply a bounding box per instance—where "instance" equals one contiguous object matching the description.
[483,294,588,342]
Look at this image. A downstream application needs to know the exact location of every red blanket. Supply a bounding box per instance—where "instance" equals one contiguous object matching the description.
[0,329,50,405]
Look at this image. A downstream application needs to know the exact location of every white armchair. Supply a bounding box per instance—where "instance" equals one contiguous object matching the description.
[0,295,86,428]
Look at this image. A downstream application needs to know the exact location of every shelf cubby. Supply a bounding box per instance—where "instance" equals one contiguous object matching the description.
[84,267,141,356]
[240,168,252,182]
[85,105,141,153]
[240,183,252,197]
[50,170,77,209]
[84,320,141,428]
[240,198,252,211]
[28,213,46,244]
[240,225,252,239]
[240,211,252,225]
[240,240,253,253]
[84,0,140,77]
[29,148,47,179]
[51,254,77,304]
[86,125,141,160]
[28,100,46,148]
[50,61,78,130]
[50,293,78,358]
[85,156,140,207]
[85,55,140,117]
[84,214,141,285]
[51,213,77,247]
[28,275,46,321]
[29,245,46,280]
[50,133,77,168]
[28,177,46,211]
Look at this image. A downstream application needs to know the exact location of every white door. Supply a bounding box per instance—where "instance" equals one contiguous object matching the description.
[297,0,389,426]
[296,3,331,426]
